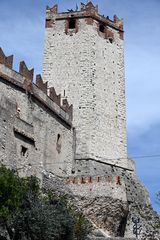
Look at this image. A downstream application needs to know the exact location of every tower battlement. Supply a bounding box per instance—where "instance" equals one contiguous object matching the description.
[0,48,13,69]
[45,2,124,40]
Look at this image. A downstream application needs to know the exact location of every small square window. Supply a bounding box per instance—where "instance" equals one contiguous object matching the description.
[69,18,76,29]
[99,24,105,33]
[21,145,28,157]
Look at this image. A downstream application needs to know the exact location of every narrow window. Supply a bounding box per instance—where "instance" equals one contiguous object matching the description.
[57,134,61,143]
[109,38,113,44]
[99,24,105,33]
[56,134,61,154]
[69,18,76,29]
[21,145,28,157]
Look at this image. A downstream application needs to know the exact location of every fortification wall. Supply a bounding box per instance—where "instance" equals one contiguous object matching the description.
[43,162,160,239]
[43,3,127,169]
[65,174,126,201]
[0,3,160,239]
[0,49,74,178]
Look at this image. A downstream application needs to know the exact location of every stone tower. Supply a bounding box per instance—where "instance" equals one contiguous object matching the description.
[43,2,128,170]
[0,2,160,238]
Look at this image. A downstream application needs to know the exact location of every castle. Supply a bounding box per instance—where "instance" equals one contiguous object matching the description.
[0,2,159,239]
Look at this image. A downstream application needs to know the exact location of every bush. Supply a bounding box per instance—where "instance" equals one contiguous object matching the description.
[0,165,88,240]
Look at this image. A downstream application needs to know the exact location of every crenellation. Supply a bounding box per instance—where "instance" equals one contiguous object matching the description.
[0,54,74,178]
[36,74,48,94]
[0,47,13,69]
[0,50,73,124]
[81,1,98,13]
[19,61,34,82]
[49,86,61,106]
[46,4,58,14]
[0,2,159,239]
[45,2,124,40]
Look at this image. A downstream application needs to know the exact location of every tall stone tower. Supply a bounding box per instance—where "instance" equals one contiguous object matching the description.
[43,2,128,170]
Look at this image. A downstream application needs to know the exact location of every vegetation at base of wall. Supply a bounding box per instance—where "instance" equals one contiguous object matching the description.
[0,165,88,240]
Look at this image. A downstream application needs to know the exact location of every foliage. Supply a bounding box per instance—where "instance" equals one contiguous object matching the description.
[73,212,88,240]
[12,195,75,240]
[0,165,88,240]
[0,166,23,220]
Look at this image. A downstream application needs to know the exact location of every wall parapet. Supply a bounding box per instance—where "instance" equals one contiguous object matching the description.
[65,175,122,185]
[0,48,73,126]
[46,1,124,40]
[64,175,126,200]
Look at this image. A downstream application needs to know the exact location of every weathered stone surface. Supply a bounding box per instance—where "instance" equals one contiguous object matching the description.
[125,204,160,239]
[43,165,160,239]
[0,72,73,178]
[43,3,127,169]
[0,2,160,239]
[43,172,128,238]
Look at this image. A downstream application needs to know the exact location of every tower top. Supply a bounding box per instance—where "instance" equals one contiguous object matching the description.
[45,1,123,39]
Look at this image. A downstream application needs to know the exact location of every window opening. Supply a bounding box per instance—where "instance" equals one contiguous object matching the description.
[57,134,61,143]
[56,134,62,154]
[109,38,113,44]
[69,18,76,29]
[21,145,28,157]
[99,24,105,33]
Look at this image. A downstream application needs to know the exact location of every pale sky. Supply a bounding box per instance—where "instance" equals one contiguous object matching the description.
[0,0,160,212]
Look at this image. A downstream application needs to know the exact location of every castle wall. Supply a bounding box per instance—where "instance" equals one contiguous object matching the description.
[0,2,160,239]
[65,174,126,201]
[0,63,73,178]
[43,14,127,169]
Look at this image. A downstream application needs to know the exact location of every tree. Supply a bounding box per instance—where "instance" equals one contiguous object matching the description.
[0,165,88,240]
[0,165,40,239]
[0,165,27,220]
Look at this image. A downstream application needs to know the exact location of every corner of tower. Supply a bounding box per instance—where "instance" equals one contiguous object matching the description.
[45,1,124,40]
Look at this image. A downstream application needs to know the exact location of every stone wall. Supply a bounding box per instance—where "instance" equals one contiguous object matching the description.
[43,2,128,169]
[0,3,159,239]
[43,171,128,238]
[43,163,160,239]
[0,52,74,178]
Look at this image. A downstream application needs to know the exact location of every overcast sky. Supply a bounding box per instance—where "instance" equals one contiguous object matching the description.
[0,0,160,212]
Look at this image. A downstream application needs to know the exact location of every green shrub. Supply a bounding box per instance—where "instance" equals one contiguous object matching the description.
[0,165,88,240]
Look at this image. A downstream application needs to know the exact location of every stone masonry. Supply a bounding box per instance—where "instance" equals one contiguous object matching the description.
[0,2,160,239]
[42,2,160,239]
[0,49,73,178]
[43,2,128,169]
